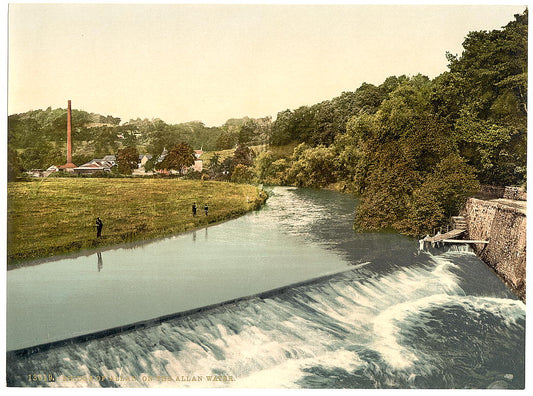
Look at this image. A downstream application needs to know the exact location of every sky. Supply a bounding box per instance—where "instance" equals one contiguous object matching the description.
[7,2,527,126]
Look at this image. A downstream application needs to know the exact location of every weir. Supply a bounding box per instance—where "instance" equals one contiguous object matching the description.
[7,267,359,356]
[6,187,361,352]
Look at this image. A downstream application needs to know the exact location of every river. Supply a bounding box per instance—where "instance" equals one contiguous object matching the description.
[6,187,525,388]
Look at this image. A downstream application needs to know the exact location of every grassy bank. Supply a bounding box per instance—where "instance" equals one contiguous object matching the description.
[7,178,266,266]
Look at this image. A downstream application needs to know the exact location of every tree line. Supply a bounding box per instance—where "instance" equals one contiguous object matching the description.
[254,10,527,235]
[7,108,272,175]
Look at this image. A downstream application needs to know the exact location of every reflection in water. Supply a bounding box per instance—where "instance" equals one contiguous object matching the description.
[97,252,103,272]
[205,227,208,241]
[193,231,197,243]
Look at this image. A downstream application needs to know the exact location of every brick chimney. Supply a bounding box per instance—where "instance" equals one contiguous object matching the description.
[67,99,72,163]
[58,99,77,170]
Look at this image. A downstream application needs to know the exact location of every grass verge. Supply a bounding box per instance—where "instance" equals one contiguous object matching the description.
[7,178,267,266]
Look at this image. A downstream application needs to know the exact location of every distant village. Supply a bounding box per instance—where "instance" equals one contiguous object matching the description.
[26,148,204,178]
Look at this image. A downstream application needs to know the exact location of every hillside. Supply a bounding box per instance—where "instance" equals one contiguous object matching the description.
[8,108,272,173]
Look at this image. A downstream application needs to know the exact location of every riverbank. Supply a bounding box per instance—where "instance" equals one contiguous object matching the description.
[7,178,267,266]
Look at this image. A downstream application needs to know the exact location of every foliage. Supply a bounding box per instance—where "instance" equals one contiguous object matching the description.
[286,144,338,188]
[232,144,255,169]
[434,10,527,185]
[262,11,526,235]
[254,149,294,185]
[144,157,156,172]
[230,164,255,184]
[350,77,480,235]
[269,78,403,146]
[7,147,23,181]
[155,142,195,175]
[400,155,479,235]
[116,146,140,175]
[8,109,271,174]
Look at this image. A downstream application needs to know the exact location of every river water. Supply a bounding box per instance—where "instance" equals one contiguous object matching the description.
[6,187,525,388]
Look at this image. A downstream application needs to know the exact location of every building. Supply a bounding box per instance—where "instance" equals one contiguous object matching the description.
[73,159,114,175]
[192,157,203,173]
[138,154,153,168]
[102,155,117,166]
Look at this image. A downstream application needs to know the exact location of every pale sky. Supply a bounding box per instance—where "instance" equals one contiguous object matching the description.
[7,2,527,126]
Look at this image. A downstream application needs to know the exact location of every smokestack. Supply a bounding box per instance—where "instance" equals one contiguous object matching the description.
[58,99,77,170]
[67,100,72,164]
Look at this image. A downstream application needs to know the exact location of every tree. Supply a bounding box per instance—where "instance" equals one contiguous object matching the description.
[144,158,156,172]
[348,75,480,235]
[434,10,528,185]
[400,154,479,235]
[254,151,275,182]
[116,147,140,175]
[232,144,254,169]
[238,120,257,144]
[7,147,23,181]
[156,142,195,175]
[286,144,338,188]
[207,152,222,177]
[216,132,237,150]
[230,164,255,184]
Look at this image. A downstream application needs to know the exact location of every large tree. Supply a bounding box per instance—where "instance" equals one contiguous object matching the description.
[116,147,140,175]
[156,142,195,175]
[433,10,527,185]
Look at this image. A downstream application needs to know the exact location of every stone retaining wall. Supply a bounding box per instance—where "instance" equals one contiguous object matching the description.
[476,185,527,201]
[503,186,527,201]
[464,198,526,301]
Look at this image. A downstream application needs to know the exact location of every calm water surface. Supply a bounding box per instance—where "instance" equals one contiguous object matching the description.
[6,187,525,388]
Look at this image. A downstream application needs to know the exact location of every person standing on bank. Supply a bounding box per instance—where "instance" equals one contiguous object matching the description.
[95,217,103,238]
[192,202,197,216]
[204,204,208,216]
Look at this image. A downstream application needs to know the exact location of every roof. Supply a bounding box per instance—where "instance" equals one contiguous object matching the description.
[78,159,114,169]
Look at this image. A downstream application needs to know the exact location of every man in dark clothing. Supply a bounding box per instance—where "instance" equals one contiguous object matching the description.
[96,217,103,238]
[204,204,208,216]
[192,202,197,216]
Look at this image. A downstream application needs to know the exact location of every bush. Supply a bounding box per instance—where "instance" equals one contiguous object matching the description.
[231,164,255,184]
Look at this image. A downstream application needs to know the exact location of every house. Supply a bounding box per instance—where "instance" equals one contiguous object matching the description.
[26,165,59,178]
[191,157,203,173]
[26,169,45,178]
[157,148,168,163]
[45,165,59,176]
[102,155,117,166]
[73,159,114,175]
[138,154,153,168]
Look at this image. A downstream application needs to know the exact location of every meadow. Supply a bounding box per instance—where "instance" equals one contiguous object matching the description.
[7,178,266,266]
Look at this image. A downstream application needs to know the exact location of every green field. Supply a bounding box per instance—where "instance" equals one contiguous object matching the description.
[7,178,266,265]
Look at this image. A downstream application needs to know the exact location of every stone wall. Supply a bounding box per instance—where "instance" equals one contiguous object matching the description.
[503,186,527,201]
[464,198,526,301]
[476,185,527,201]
